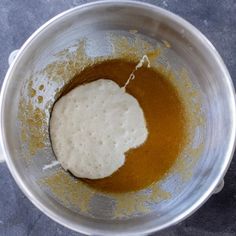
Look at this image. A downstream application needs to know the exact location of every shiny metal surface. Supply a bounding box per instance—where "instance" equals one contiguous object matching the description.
[0,134,4,162]
[0,1,235,235]
[0,49,19,163]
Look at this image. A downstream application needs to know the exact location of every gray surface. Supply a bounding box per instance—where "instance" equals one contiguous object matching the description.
[0,0,235,235]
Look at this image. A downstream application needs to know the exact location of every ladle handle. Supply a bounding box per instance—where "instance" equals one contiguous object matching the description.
[0,49,19,163]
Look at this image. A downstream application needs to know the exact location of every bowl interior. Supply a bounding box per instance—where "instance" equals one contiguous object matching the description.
[2,2,235,235]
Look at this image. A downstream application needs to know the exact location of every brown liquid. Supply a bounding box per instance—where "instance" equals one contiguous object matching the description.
[60,59,187,193]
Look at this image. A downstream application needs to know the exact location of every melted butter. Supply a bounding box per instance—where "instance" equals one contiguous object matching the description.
[59,59,187,193]
[37,96,43,103]
[18,100,46,155]
[38,84,44,90]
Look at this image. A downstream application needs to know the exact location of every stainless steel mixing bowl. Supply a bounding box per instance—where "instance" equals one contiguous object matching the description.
[1,1,235,235]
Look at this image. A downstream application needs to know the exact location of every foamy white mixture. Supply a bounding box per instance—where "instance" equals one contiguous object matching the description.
[122,55,150,90]
[42,160,60,171]
[50,79,148,179]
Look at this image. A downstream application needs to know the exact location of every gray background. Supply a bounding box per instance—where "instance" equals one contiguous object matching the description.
[0,0,236,235]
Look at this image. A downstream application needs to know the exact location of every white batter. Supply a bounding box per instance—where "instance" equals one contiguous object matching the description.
[50,79,148,179]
